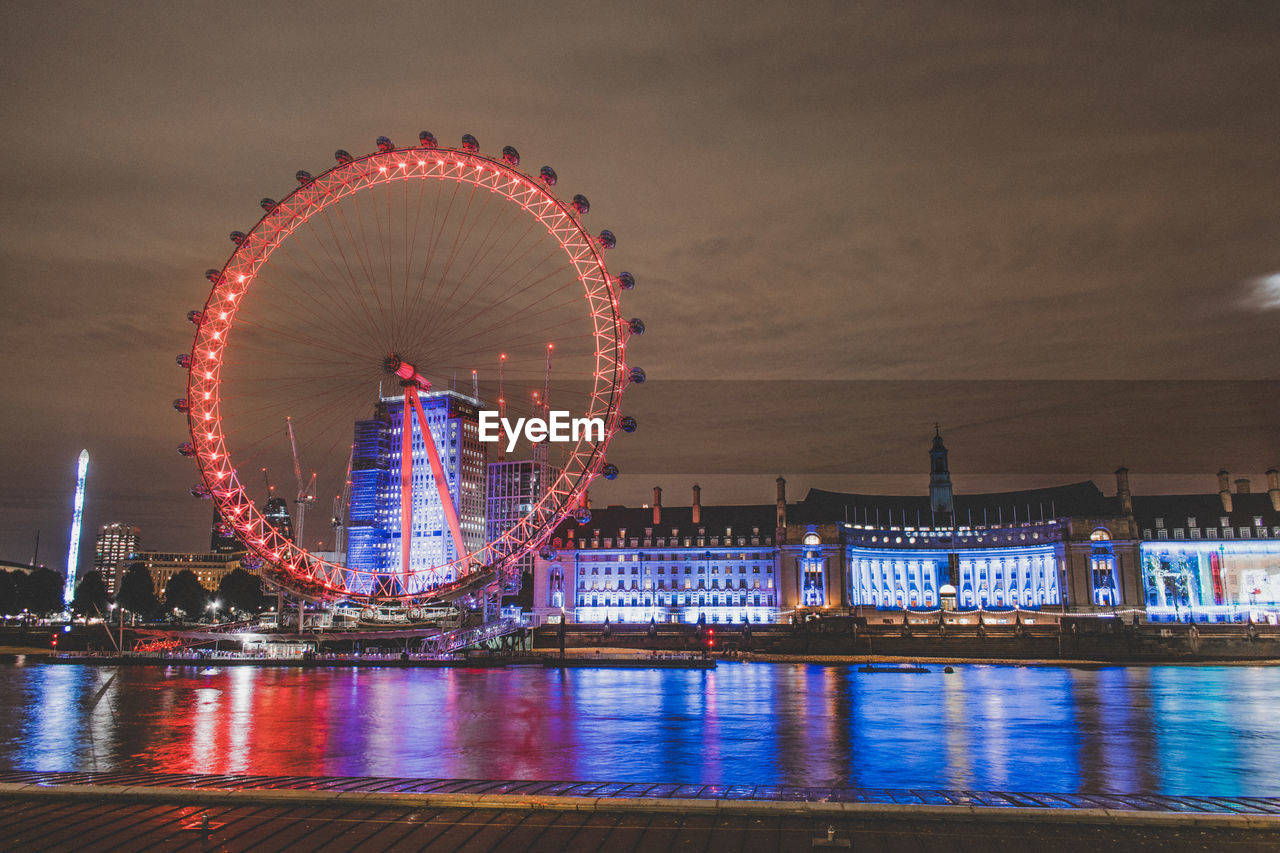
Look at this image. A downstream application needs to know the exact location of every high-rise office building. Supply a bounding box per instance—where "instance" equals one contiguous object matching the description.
[264,497,294,542]
[210,508,243,554]
[345,390,486,594]
[94,523,140,595]
[487,459,561,597]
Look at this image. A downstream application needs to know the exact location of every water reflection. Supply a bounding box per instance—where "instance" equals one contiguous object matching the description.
[0,661,1277,795]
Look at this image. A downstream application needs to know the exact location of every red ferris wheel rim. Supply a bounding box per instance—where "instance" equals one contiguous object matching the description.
[184,142,629,604]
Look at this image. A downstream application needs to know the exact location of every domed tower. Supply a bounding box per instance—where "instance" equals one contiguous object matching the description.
[929,426,955,526]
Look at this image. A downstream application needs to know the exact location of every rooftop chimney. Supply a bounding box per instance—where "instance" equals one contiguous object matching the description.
[1235,478,1251,495]
[1218,469,1233,513]
[691,484,701,524]
[584,490,592,510]
[1267,468,1280,511]
[1115,466,1133,517]
[653,486,662,525]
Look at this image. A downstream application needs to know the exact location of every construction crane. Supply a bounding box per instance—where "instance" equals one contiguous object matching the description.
[285,417,318,546]
[331,444,354,557]
[532,343,553,473]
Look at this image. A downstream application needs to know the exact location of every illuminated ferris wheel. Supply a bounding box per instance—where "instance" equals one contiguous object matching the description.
[175,131,644,605]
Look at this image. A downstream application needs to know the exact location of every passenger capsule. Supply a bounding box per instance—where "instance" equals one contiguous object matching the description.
[229,231,246,246]
[334,149,354,164]
[598,230,616,249]
[628,366,646,384]
[295,170,313,184]
[187,310,203,325]
[190,484,212,499]
[173,398,191,413]
[205,269,222,283]
[539,166,557,186]
[572,194,590,215]
[376,136,395,152]
[628,318,645,335]
[501,145,520,165]
[574,507,592,525]
[176,353,192,369]
[602,463,619,480]
[178,442,196,457]
[619,415,637,433]
[461,134,479,152]
[539,545,556,559]
[616,271,635,290]
[259,198,278,213]
[418,131,437,148]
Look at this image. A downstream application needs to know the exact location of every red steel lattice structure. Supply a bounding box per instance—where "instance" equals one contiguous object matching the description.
[182,140,630,604]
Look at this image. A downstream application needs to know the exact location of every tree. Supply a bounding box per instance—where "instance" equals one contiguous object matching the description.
[216,568,267,615]
[20,568,66,615]
[117,563,160,618]
[0,571,22,617]
[164,570,209,620]
[71,571,110,617]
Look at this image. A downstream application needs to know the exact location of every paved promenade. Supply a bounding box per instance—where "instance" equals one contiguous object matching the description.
[1,771,1278,851]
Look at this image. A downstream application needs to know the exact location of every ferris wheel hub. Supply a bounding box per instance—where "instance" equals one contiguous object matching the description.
[384,353,430,390]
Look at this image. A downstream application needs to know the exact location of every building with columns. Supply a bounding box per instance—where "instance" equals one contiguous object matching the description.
[531,431,1279,624]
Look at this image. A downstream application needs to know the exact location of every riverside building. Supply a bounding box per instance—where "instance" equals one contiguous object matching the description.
[93,523,140,594]
[532,432,1280,625]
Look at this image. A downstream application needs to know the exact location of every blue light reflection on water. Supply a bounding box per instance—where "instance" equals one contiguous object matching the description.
[0,660,1277,796]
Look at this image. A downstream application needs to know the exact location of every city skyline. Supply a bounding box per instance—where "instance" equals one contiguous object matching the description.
[3,2,1279,575]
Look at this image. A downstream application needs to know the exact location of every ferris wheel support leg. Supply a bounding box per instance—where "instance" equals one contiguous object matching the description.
[400,393,415,595]
[407,386,468,566]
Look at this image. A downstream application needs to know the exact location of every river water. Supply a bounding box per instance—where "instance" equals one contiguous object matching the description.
[1,660,1277,796]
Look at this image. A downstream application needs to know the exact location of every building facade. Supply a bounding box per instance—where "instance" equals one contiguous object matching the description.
[93,523,140,594]
[532,433,1279,624]
[533,486,783,624]
[487,459,560,596]
[344,391,487,594]
[1135,469,1280,622]
[131,551,242,597]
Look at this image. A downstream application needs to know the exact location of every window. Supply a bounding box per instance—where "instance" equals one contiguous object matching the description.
[1155,518,1165,529]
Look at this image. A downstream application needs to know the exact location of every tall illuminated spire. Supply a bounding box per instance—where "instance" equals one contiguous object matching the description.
[64,449,89,606]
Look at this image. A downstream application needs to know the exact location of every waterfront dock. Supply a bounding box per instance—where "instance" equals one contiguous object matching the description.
[544,653,715,669]
[1,771,1276,852]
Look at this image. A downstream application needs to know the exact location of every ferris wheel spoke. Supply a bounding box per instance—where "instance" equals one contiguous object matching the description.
[431,284,583,356]
[411,190,523,344]
[271,217,388,347]
[408,217,546,348]
[421,239,567,342]
[313,207,394,348]
[231,314,377,364]
[423,258,575,348]
[346,189,393,342]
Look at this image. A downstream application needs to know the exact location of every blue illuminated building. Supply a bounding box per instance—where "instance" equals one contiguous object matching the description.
[344,391,487,594]
[1135,469,1280,622]
[534,431,1280,625]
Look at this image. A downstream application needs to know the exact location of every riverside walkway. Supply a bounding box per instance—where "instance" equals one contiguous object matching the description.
[1,771,1277,851]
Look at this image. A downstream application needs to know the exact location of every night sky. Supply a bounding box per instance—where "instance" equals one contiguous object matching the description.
[2,2,1278,574]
